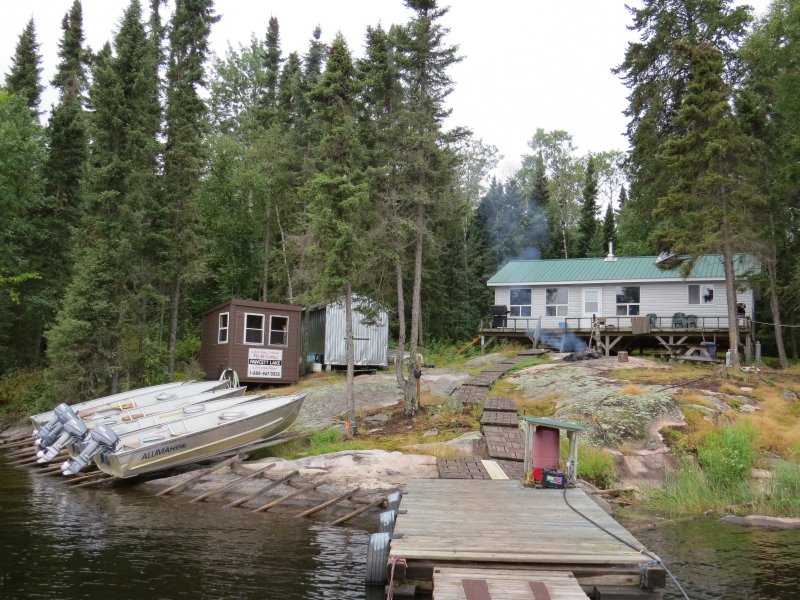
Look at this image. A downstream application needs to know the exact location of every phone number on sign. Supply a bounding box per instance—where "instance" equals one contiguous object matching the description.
[249,369,281,378]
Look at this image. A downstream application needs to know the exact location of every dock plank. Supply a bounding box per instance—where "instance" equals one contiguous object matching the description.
[433,567,589,599]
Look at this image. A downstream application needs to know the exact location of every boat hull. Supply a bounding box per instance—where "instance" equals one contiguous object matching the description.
[94,395,305,478]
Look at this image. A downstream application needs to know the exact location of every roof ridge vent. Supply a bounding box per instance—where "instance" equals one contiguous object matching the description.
[604,239,617,262]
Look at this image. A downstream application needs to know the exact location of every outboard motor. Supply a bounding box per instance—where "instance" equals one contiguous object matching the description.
[63,424,119,475]
[33,403,76,445]
[37,418,88,463]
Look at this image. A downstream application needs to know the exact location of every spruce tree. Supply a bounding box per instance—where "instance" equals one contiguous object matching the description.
[256,16,282,125]
[575,156,599,258]
[4,18,43,111]
[304,34,371,427]
[48,0,163,397]
[163,0,219,377]
[602,202,616,253]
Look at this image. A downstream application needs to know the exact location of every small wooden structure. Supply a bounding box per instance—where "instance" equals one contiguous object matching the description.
[433,567,589,599]
[200,299,302,385]
[521,416,586,484]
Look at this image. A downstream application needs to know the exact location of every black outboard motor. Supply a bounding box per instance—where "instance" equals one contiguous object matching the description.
[35,404,78,451]
[37,417,88,463]
[63,424,119,475]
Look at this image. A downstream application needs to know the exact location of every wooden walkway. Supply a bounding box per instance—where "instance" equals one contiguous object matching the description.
[390,479,656,594]
[433,567,589,599]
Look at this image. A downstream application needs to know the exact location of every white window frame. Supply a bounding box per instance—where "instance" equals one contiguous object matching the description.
[243,313,265,345]
[688,284,714,305]
[615,286,641,316]
[582,288,602,318]
[509,288,532,317]
[269,315,289,347]
[218,312,229,344]
[545,288,569,317]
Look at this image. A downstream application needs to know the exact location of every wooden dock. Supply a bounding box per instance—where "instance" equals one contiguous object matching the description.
[433,567,589,599]
[388,479,664,597]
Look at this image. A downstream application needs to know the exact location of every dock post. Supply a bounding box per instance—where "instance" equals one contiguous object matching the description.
[567,430,579,483]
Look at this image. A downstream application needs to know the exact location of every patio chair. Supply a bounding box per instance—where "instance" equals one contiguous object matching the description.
[646,313,657,328]
[686,314,698,328]
[672,312,687,328]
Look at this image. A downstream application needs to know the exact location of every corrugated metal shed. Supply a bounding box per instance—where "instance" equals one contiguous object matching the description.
[488,254,760,286]
[306,296,389,367]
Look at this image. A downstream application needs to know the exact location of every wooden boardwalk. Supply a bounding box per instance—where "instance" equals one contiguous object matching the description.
[390,479,657,594]
[433,567,589,599]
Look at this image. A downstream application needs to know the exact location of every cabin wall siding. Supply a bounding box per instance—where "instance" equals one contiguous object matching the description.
[493,280,753,329]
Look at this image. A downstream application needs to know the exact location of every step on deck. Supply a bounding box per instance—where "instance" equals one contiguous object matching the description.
[437,457,491,480]
[483,426,525,462]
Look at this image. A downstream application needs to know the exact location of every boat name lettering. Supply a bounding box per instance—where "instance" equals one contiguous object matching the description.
[141,444,187,459]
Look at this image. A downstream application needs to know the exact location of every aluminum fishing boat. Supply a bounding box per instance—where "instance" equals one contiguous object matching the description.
[63,393,306,478]
[31,378,231,429]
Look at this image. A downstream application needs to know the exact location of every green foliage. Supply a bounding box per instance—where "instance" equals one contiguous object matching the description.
[4,18,43,110]
[249,427,366,461]
[575,156,599,258]
[697,422,758,487]
[578,445,616,489]
[0,370,56,420]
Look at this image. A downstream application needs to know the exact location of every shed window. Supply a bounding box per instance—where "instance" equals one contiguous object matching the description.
[269,316,288,346]
[545,288,568,317]
[218,312,229,344]
[616,286,640,316]
[244,314,264,345]
[509,288,532,317]
[688,284,714,305]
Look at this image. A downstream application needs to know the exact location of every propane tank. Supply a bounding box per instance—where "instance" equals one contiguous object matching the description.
[725,349,733,367]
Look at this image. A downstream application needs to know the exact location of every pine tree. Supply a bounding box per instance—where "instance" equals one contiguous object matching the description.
[304,34,372,427]
[163,0,219,377]
[4,18,43,111]
[48,0,163,397]
[575,156,599,258]
[256,16,282,126]
[602,202,616,253]
[303,25,325,88]
[619,185,627,208]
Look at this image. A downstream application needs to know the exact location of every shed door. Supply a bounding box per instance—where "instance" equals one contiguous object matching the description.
[582,288,602,319]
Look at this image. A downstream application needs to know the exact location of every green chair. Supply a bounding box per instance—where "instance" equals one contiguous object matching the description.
[686,314,698,328]
[646,313,658,328]
[672,312,687,328]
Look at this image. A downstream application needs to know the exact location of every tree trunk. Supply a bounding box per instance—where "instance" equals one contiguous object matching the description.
[168,276,180,378]
[31,324,43,368]
[139,293,147,353]
[405,202,424,414]
[110,337,121,395]
[767,258,788,369]
[395,263,408,389]
[345,282,356,430]
[275,205,293,303]
[158,299,165,347]
[721,224,739,366]
[262,204,270,303]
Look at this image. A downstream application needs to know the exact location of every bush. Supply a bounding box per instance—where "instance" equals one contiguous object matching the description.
[578,445,616,489]
[0,369,56,420]
[697,422,758,488]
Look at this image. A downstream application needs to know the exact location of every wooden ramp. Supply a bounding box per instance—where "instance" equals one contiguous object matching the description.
[390,479,658,593]
[433,567,589,599]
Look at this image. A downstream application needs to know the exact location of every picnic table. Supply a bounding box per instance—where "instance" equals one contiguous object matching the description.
[656,343,723,363]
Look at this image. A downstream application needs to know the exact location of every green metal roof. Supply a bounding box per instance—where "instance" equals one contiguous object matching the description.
[487,254,760,286]
[521,416,586,431]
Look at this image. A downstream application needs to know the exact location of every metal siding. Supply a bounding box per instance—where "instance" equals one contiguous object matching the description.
[307,308,327,356]
[323,298,389,367]
[487,254,761,285]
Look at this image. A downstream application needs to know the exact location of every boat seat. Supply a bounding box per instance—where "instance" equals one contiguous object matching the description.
[218,411,246,421]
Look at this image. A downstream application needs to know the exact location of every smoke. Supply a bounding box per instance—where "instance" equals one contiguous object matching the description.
[511,246,541,261]
[537,330,587,353]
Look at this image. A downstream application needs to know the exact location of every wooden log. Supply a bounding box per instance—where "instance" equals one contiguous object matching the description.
[1,432,33,444]
[6,446,38,458]
[2,439,37,451]
[64,471,109,485]
[71,476,116,489]
[252,481,324,513]
[586,487,639,496]
[293,487,361,519]
[188,463,276,504]
[154,455,240,496]
[221,470,299,509]
[329,497,385,526]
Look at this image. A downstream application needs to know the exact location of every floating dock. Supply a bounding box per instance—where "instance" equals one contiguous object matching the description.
[388,479,664,598]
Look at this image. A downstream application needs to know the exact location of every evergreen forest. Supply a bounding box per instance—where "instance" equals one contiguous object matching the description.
[3,0,800,410]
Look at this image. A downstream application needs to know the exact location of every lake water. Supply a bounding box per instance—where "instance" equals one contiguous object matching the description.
[2,456,799,600]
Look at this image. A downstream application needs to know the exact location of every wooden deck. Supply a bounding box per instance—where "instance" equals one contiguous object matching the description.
[390,479,660,595]
[433,567,589,599]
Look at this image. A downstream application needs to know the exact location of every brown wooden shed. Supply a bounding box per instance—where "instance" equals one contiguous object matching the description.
[200,299,303,385]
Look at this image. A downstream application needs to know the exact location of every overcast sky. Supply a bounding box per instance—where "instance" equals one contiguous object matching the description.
[2,0,774,175]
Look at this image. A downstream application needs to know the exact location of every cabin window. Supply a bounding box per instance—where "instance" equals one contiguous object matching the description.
[269,316,289,346]
[244,313,264,345]
[218,312,229,344]
[616,286,640,315]
[509,288,532,317]
[545,288,568,317]
[688,284,714,305]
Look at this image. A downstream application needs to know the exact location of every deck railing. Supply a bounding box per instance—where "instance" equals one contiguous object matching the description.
[481,315,751,333]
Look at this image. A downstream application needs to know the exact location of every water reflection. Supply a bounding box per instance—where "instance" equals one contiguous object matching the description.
[0,459,369,599]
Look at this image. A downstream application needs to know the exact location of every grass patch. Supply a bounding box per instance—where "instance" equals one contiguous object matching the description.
[559,437,617,488]
[755,461,800,516]
[248,427,367,461]
[508,356,551,372]
[619,384,645,395]
[697,421,758,487]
